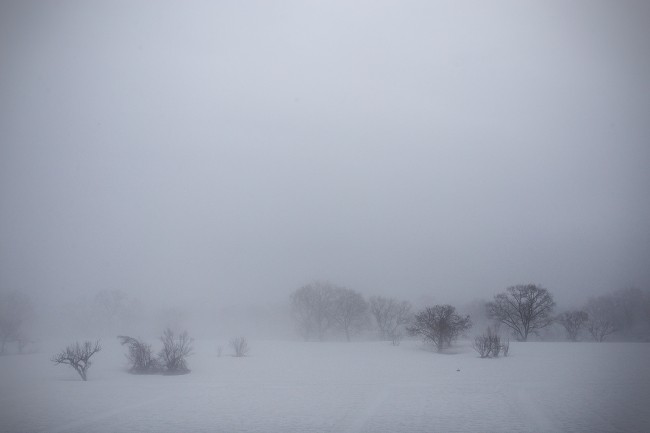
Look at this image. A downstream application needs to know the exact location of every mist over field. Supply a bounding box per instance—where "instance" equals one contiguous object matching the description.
[1,1,649,432]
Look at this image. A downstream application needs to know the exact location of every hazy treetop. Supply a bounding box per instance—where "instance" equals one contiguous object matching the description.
[1,1,648,309]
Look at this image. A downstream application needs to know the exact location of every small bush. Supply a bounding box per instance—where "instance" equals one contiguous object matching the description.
[118,336,161,374]
[472,327,507,358]
[472,335,491,358]
[230,337,249,357]
[501,338,510,357]
[118,330,193,375]
[159,328,193,374]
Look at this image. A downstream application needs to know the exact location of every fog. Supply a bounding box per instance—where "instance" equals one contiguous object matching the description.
[1,1,649,336]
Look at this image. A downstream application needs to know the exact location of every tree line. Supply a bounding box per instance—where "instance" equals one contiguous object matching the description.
[289,282,650,345]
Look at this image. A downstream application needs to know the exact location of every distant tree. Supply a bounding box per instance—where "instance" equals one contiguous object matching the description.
[52,340,101,381]
[0,291,34,355]
[230,337,250,357]
[159,328,193,374]
[369,296,412,341]
[584,296,617,342]
[290,281,337,341]
[407,305,472,351]
[487,284,555,341]
[556,310,589,341]
[332,288,369,341]
[117,336,160,373]
[608,287,650,340]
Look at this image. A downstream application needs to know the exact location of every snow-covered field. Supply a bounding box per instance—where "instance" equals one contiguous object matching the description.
[1,339,649,433]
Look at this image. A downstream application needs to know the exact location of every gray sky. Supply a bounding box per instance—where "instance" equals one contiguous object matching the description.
[1,0,649,310]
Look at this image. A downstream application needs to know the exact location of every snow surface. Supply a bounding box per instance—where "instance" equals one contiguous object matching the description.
[1,339,649,433]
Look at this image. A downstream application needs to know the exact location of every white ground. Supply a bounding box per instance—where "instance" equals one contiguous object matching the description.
[1,339,649,433]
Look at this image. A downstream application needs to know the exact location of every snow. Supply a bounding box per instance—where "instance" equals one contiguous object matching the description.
[1,339,649,433]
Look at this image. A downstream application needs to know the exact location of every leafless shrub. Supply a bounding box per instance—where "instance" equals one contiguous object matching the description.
[230,337,249,357]
[472,334,491,358]
[118,336,161,373]
[216,345,223,357]
[159,328,193,374]
[52,340,101,381]
[472,327,502,358]
[501,338,510,357]
[390,331,403,346]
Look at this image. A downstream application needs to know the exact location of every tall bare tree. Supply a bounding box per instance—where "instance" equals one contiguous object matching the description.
[407,304,471,351]
[333,288,368,341]
[290,281,337,341]
[487,284,555,341]
[369,296,412,341]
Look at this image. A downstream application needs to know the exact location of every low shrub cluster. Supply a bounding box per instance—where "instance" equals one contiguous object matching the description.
[119,328,193,375]
[472,327,509,358]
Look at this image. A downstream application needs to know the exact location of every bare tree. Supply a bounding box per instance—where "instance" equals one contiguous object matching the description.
[230,337,250,357]
[487,284,555,341]
[290,281,337,341]
[600,287,650,340]
[556,310,589,341]
[118,336,160,373]
[159,328,193,374]
[52,340,101,381]
[0,291,34,355]
[585,296,616,342]
[369,296,412,341]
[332,288,368,341]
[407,305,472,352]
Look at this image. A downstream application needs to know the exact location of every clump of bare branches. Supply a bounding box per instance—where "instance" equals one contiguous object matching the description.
[230,337,249,357]
[159,328,193,374]
[52,340,101,381]
[501,338,510,357]
[472,327,509,358]
[118,336,161,374]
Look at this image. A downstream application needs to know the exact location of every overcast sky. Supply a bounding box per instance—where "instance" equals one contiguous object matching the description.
[1,1,649,310]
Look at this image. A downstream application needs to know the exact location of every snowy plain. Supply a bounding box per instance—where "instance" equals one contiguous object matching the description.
[1,339,649,433]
